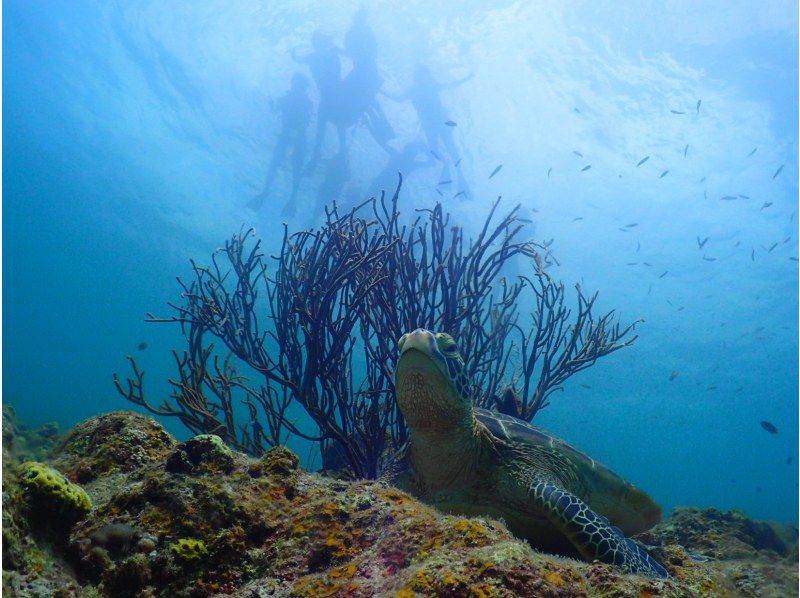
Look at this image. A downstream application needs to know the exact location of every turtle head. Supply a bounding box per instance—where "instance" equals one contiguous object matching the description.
[395,329,473,434]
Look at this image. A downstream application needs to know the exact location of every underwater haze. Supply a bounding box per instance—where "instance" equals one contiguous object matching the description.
[4,0,798,525]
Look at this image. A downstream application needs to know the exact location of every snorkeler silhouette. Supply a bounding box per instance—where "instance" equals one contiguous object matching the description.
[292,31,343,172]
[383,64,473,198]
[288,10,395,181]
[248,73,313,211]
[337,9,395,153]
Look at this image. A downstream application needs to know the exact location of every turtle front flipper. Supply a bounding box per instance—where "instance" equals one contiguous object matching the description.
[529,478,669,578]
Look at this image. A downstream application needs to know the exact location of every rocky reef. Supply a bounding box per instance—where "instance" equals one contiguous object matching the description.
[2,410,797,597]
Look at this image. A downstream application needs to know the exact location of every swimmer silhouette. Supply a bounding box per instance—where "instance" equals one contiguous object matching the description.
[384,64,473,198]
[249,73,313,212]
[338,9,395,152]
[292,32,342,173]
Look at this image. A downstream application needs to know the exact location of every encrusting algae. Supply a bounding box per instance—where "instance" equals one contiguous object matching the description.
[18,461,92,523]
[1,409,797,597]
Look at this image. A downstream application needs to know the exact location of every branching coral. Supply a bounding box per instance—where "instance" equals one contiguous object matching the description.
[115,177,638,477]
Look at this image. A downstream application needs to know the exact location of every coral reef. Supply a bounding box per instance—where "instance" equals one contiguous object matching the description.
[2,410,797,597]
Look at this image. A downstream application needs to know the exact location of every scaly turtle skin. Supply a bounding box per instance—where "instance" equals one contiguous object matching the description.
[393,328,668,578]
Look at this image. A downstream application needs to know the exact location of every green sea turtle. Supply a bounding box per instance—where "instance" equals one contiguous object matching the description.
[393,328,668,577]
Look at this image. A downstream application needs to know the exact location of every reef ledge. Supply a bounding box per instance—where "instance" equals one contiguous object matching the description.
[2,409,797,597]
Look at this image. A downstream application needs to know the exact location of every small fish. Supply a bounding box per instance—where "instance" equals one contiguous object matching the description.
[677,306,685,311]
[751,249,755,261]
[573,217,584,222]
[669,371,679,381]
[488,164,503,179]
[444,120,457,126]
[573,150,583,157]
[636,241,641,252]
[783,236,791,244]
[761,201,773,210]
[702,255,716,261]
[137,342,148,351]
[658,270,668,279]
[437,180,452,186]
[696,99,701,114]
[626,262,638,266]
[643,262,652,266]
[746,147,758,158]
[454,158,462,167]
[573,107,581,114]
[580,384,591,389]
[547,167,552,178]
[431,150,442,161]
[647,284,652,295]
[772,164,784,179]
[697,236,709,249]
[704,190,708,200]
[786,457,793,465]
[738,194,749,199]
[721,196,737,201]
[768,242,778,252]
[734,240,741,247]
[659,170,669,178]
[518,218,533,223]
[760,420,778,434]
[666,299,674,307]
[683,144,689,157]
[581,165,591,172]
[618,227,629,232]
[625,223,638,228]
[436,189,443,196]
[670,110,685,114]
[452,190,466,199]
[636,156,650,167]
[706,386,717,391]
[700,176,706,183]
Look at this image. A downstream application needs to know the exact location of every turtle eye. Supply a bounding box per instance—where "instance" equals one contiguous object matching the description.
[398,333,408,351]
[436,333,458,354]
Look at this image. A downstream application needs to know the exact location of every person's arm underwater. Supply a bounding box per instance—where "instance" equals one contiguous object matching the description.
[379,87,409,102]
[439,72,475,90]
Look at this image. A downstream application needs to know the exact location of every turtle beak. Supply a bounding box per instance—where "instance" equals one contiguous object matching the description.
[398,328,438,356]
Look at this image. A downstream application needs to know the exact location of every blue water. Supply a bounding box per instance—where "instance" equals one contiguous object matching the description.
[4,1,797,523]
